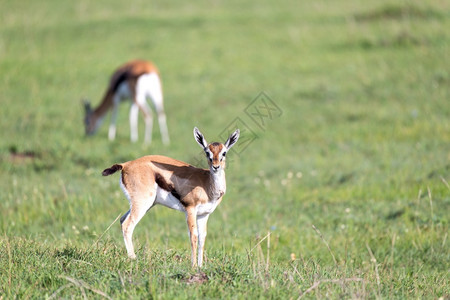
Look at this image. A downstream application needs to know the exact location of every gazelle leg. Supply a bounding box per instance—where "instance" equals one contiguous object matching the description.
[120,209,136,258]
[137,101,153,145]
[185,207,198,267]
[156,105,170,145]
[146,73,169,145]
[196,214,209,267]
[120,192,156,259]
[129,103,140,143]
[108,103,119,141]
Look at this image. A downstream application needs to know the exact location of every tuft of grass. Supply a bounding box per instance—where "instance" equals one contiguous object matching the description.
[354,4,444,22]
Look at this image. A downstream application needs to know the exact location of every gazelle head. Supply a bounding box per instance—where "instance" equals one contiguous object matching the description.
[83,100,98,135]
[194,127,240,173]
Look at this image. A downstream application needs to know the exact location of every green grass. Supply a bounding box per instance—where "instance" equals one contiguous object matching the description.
[0,0,449,298]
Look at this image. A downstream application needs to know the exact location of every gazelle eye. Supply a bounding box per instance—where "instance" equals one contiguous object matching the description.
[222,152,227,157]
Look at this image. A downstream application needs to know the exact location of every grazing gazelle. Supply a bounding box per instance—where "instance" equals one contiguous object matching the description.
[102,127,240,267]
[84,60,170,144]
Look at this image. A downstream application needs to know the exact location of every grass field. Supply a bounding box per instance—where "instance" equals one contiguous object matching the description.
[0,0,449,298]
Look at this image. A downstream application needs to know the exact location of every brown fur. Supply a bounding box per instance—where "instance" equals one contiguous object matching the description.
[208,143,225,168]
[119,155,213,207]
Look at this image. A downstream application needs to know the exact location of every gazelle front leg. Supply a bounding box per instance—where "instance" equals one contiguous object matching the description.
[129,103,140,143]
[186,207,198,267]
[108,102,119,141]
[197,214,209,267]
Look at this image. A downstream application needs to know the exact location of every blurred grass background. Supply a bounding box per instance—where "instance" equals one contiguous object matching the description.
[0,0,449,298]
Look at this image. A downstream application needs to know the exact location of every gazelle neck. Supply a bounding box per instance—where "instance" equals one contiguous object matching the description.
[93,91,115,117]
[209,169,226,199]
[87,91,115,131]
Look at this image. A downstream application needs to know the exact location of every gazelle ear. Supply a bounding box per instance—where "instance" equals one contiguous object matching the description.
[224,129,240,150]
[194,127,208,149]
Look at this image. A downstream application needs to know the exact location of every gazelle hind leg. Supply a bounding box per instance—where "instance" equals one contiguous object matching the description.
[137,101,153,145]
[151,90,169,145]
[145,73,169,145]
[156,106,170,145]
[136,74,155,144]
[120,210,136,258]
[120,191,156,259]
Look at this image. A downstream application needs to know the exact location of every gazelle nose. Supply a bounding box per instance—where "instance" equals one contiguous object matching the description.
[212,165,219,171]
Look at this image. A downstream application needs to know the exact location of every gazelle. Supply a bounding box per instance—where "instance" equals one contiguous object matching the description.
[84,60,170,144]
[102,127,240,267]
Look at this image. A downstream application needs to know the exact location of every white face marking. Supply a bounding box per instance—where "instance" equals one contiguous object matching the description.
[219,147,227,162]
[205,149,213,162]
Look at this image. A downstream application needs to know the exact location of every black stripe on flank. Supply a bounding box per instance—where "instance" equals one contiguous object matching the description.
[111,72,128,93]
[171,190,181,201]
[155,173,181,201]
[110,68,151,94]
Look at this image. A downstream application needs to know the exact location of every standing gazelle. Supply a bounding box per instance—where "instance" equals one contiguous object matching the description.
[102,127,240,267]
[84,60,170,144]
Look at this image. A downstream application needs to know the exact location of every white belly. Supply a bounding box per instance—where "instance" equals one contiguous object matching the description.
[155,186,186,212]
[115,81,132,100]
